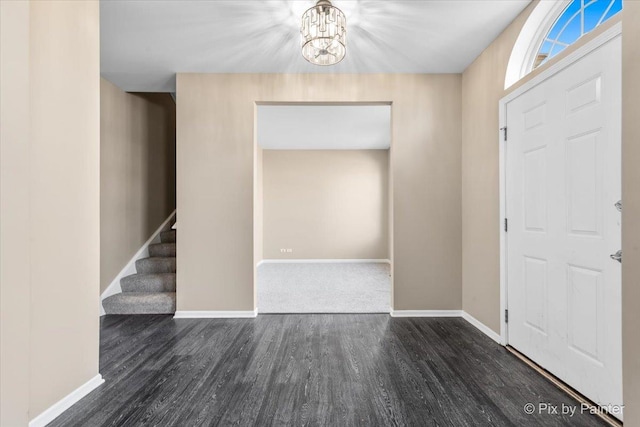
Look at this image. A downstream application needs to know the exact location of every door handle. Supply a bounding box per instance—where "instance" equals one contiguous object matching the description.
[610,250,622,263]
[615,200,622,212]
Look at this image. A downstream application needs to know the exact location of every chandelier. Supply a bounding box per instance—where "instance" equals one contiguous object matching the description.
[300,0,346,66]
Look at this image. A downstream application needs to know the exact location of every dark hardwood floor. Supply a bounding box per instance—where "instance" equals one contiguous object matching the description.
[50,315,606,426]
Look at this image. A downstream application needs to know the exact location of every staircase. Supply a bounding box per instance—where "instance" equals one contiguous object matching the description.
[102,229,176,314]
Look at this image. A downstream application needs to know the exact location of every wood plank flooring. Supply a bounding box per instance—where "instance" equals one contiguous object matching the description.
[49,315,606,426]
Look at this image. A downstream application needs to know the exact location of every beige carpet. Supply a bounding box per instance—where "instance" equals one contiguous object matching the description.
[257,262,391,313]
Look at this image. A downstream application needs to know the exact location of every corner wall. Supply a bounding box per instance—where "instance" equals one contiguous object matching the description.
[177,74,462,312]
[0,0,101,424]
[100,78,176,292]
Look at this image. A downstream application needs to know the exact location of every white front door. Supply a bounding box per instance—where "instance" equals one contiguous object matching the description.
[506,35,622,410]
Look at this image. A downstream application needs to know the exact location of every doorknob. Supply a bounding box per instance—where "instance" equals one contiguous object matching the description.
[615,200,622,212]
[610,250,622,263]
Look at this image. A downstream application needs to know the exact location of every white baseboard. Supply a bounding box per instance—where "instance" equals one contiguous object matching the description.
[174,309,258,319]
[258,259,391,266]
[29,374,104,427]
[461,311,502,344]
[389,310,502,344]
[100,209,176,315]
[390,310,463,317]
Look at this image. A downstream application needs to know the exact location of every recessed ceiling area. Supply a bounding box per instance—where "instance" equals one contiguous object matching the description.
[257,105,390,150]
[100,0,531,92]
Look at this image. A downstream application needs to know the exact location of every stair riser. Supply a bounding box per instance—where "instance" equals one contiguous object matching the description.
[103,299,176,315]
[160,230,176,243]
[121,275,176,293]
[149,244,176,257]
[103,305,175,315]
[136,258,176,274]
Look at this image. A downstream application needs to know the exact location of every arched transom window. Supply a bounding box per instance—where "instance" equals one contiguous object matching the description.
[534,0,623,68]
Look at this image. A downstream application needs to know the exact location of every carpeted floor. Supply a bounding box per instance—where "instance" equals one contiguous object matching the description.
[257,262,391,313]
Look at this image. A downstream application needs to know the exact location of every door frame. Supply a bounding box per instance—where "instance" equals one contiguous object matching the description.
[253,101,394,314]
[498,21,622,346]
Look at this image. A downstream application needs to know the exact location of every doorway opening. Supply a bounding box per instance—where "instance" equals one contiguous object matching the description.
[254,103,392,313]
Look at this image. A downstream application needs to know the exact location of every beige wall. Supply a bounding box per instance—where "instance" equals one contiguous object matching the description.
[622,4,640,425]
[0,0,100,424]
[0,1,31,424]
[177,74,462,311]
[262,150,389,260]
[461,2,536,333]
[100,78,176,292]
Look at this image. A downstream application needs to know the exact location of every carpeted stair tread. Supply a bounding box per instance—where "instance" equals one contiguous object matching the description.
[149,242,176,257]
[101,222,178,315]
[121,273,176,293]
[160,229,176,243]
[136,257,176,274]
[102,292,176,315]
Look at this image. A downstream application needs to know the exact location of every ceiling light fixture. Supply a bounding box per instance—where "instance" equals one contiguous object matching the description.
[301,0,346,66]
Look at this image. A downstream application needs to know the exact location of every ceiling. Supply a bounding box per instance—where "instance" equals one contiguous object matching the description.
[257,105,391,150]
[101,0,531,92]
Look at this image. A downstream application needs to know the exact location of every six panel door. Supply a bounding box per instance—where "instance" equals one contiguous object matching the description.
[506,36,622,412]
